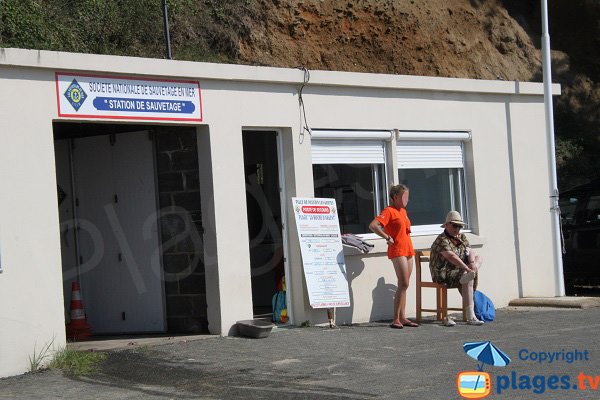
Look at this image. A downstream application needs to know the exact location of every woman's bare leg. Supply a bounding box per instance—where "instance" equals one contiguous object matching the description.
[392,256,413,324]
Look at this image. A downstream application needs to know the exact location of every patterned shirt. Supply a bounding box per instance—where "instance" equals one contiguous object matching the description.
[429,231,470,284]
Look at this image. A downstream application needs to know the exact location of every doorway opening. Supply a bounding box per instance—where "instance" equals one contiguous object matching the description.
[242,130,288,322]
[53,122,207,335]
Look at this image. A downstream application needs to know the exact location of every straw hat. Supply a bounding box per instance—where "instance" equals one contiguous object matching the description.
[441,211,466,228]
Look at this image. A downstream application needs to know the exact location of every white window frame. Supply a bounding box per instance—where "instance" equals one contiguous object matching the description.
[396,130,471,236]
[311,130,392,238]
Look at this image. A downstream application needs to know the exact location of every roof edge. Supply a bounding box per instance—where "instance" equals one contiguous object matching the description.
[0,48,560,96]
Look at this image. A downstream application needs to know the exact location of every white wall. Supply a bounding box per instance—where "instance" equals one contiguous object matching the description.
[195,79,554,324]
[197,120,254,335]
[508,101,556,296]
[0,49,559,376]
[0,67,67,377]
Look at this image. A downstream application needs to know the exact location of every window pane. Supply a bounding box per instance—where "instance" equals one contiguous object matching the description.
[578,194,600,250]
[584,195,600,223]
[313,164,382,234]
[559,197,579,226]
[398,168,465,227]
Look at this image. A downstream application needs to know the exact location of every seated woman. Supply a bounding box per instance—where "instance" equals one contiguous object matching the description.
[429,211,484,326]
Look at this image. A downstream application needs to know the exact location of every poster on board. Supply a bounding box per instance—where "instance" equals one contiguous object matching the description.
[292,197,350,308]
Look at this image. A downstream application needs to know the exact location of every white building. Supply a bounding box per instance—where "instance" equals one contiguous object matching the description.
[0,48,560,377]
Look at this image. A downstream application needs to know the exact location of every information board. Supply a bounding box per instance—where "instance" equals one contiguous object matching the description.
[292,197,350,308]
[56,73,202,121]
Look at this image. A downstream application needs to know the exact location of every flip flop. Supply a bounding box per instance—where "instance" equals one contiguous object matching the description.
[389,323,404,329]
[401,320,419,327]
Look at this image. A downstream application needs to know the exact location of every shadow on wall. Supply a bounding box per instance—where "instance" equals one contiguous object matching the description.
[370,277,396,322]
[335,259,397,325]
[335,257,365,324]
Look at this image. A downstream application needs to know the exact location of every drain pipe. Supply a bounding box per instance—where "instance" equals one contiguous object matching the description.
[541,0,565,296]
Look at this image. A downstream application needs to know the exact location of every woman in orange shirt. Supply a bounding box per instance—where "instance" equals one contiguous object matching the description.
[368,184,417,328]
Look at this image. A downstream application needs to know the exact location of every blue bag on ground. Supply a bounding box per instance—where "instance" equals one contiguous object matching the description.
[474,290,495,322]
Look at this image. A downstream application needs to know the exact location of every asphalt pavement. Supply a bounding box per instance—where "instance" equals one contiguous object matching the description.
[1,306,600,399]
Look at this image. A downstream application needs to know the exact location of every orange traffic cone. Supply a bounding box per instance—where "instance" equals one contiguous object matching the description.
[65,281,92,341]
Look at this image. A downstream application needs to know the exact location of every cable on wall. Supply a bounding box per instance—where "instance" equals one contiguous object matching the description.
[296,66,312,144]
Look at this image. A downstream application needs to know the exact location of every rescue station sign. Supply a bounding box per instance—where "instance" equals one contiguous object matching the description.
[292,197,350,308]
[56,73,202,121]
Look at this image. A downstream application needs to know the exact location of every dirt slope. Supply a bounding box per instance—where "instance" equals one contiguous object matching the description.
[239,0,541,80]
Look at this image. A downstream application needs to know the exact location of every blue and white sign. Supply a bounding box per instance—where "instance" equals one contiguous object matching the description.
[56,73,202,121]
[292,197,350,308]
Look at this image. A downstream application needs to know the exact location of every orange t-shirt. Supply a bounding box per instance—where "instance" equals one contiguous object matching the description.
[376,207,415,259]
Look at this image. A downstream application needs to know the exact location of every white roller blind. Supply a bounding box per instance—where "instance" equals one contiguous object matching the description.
[397,131,471,141]
[312,140,385,164]
[312,130,393,140]
[397,141,464,169]
[311,130,390,164]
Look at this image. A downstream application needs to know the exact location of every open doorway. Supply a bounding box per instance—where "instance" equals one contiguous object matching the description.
[242,131,287,322]
[54,122,207,335]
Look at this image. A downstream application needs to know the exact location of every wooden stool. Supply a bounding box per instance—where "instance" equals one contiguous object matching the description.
[415,250,465,322]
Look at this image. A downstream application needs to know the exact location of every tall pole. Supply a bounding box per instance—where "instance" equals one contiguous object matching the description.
[541,0,565,296]
[162,0,173,59]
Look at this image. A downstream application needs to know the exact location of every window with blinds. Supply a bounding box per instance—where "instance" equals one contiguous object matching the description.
[309,129,472,236]
[311,130,391,234]
[397,131,470,234]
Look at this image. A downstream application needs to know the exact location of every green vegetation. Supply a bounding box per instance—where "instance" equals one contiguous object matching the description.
[28,338,55,372]
[49,348,107,376]
[0,0,257,62]
[27,335,106,375]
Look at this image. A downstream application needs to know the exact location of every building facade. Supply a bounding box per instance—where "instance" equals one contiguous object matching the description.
[0,48,560,377]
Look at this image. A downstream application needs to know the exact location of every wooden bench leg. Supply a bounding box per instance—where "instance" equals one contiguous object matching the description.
[441,286,448,320]
[415,251,462,323]
[416,285,422,322]
[436,287,444,321]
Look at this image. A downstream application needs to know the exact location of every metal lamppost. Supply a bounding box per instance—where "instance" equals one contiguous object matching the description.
[541,0,565,296]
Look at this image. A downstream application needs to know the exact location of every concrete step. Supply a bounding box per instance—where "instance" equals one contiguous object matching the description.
[509,296,600,309]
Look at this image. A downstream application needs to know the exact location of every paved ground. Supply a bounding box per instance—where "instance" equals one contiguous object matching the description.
[1,307,600,399]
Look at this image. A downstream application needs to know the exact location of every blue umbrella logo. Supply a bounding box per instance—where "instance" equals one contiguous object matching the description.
[457,342,509,399]
[463,341,511,371]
